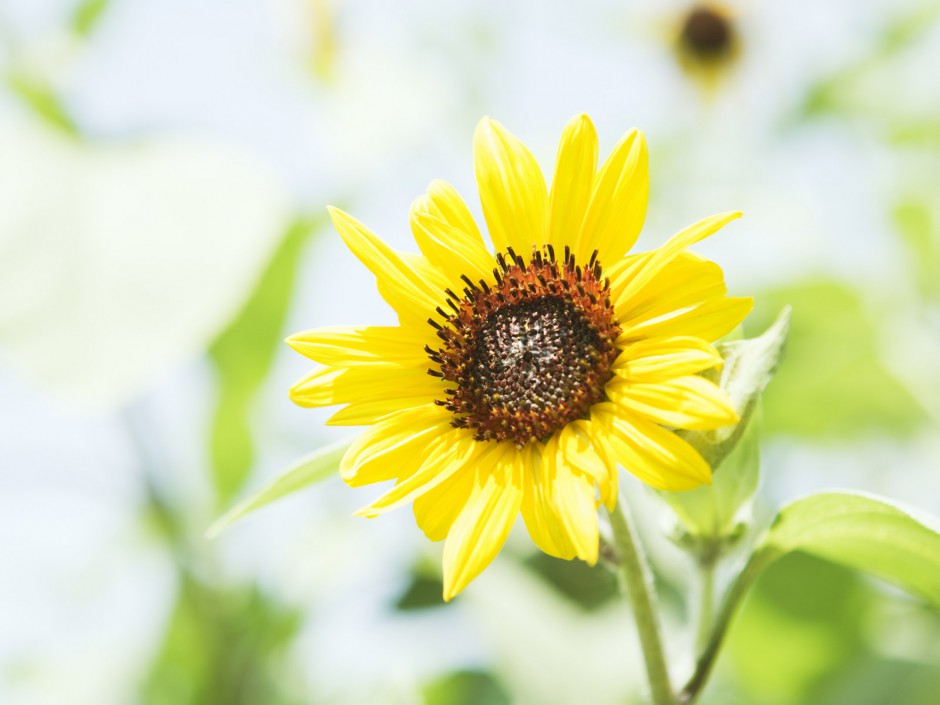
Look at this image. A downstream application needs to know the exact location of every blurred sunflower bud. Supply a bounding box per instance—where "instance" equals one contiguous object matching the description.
[660,307,790,555]
[674,2,742,93]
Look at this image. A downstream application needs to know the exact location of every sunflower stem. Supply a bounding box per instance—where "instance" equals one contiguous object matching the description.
[608,498,675,705]
[694,550,718,655]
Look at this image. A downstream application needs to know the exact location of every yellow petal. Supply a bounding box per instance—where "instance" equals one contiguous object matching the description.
[288,364,440,408]
[614,336,722,382]
[548,114,598,252]
[413,179,484,245]
[592,403,712,490]
[621,295,753,342]
[614,254,726,328]
[558,423,611,506]
[571,419,619,509]
[577,129,648,266]
[551,440,601,564]
[326,395,435,426]
[340,404,451,486]
[474,117,548,254]
[354,429,481,518]
[614,211,741,310]
[413,462,480,542]
[608,375,739,430]
[604,251,649,296]
[442,443,523,600]
[328,206,446,323]
[410,210,494,286]
[521,441,568,558]
[521,433,601,564]
[286,325,428,367]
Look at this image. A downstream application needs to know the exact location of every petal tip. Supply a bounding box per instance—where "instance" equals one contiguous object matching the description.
[569,112,595,130]
[284,333,306,353]
[352,505,379,519]
[287,384,306,406]
[475,115,496,136]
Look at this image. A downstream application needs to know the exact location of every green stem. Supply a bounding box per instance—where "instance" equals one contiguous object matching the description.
[678,549,777,705]
[608,498,675,705]
[694,557,716,655]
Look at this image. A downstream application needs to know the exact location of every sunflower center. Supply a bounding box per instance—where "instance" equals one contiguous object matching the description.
[680,5,734,59]
[427,246,621,446]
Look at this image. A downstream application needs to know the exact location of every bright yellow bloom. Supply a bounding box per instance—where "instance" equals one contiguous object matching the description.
[288,115,751,600]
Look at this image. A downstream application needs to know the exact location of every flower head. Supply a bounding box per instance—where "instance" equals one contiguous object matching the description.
[679,4,735,61]
[674,3,742,91]
[288,115,751,599]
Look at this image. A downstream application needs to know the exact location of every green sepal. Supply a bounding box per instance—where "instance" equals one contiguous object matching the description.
[660,308,790,549]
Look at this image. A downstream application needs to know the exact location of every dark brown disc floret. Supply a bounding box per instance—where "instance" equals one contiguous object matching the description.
[680,5,735,60]
[426,245,622,447]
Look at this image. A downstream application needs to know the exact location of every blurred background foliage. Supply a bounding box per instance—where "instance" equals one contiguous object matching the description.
[1,1,938,704]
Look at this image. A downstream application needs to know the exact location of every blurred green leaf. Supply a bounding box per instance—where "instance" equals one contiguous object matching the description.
[4,73,79,137]
[727,554,873,705]
[798,3,940,122]
[143,577,303,705]
[207,437,351,538]
[879,3,940,55]
[759,491,940,606]
[71,0,111,36]
[395,572,448,611]
[821,655,940,705]
[422,670,511,705]
[748,281,923,439]
[208,217,320,505]
[894,198,940,300]
[888,120,940,150]
[523,553,618,612]
[689,492,940,704]
[725,547,940,705]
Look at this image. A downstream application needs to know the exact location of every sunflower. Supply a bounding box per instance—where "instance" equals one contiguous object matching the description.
[288,115,751,600]
[673,2,742,90]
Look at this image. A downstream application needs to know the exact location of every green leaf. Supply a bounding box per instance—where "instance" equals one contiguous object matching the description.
[758,491,940,606]
[684,493,940,704]
[797,4,940,122]
[729,554,874,704]
[894,196,940,301]
[206,438,351,538]
[71,0,112,36]
[422,670,511,705]
[523,552,618,612]
[749,281,924,439]
[395,573,448,611]
[5,73,79,137]
[142,576,304,705]
[208,217,321,505]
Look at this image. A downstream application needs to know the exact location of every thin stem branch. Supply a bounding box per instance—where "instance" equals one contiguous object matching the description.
[607,499,675,705]
[694,558,716,655]
[678,550,776,705]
